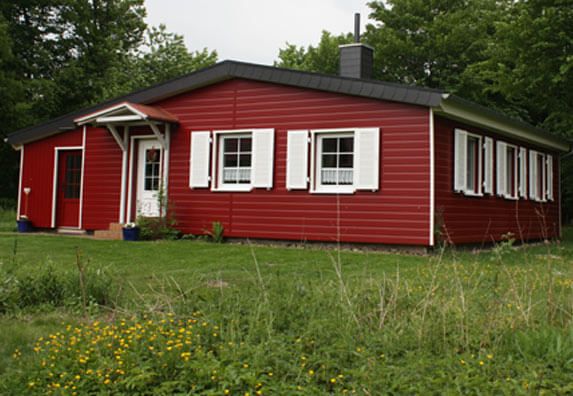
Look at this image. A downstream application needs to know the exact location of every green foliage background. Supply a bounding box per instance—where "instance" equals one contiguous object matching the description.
[0,0,217,203]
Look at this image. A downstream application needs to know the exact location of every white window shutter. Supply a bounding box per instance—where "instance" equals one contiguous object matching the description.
[547,154,554,201]
[454,129,467,192]
[496,141,507,196]
[251,128,275,188]
[529,150,537,199]
[189,131,211,188]
[354,128,380,191]
[286,130,309,190]
[483,137,493,194]
[519,147,527,198]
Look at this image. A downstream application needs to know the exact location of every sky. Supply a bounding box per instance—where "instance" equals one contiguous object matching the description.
[145,0,374,65]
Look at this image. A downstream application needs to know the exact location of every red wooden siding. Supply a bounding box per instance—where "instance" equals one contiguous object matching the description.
[434,115,560,244]
[82,126,123,230]
[158,79,431,245]
[19,130,83,228]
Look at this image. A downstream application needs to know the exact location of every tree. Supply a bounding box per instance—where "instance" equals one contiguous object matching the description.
[129,24,218,89]
[0,0,217,202]
[275,31,353,75]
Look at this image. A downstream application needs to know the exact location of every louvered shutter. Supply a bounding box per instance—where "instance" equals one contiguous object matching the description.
[251,129,275,188]
[189,131,211,188]
[496,141,507,196]
[354,128,380,191]
[529,150,538,199]
[483,137,494,194]
[286,130,309,190]
[454,129,467,192]
[519,147,527,198]
[547,155,554,201]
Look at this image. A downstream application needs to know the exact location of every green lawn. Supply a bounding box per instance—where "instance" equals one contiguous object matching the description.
[1,224,573,394]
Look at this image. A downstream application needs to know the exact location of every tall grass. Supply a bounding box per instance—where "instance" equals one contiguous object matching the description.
[1,236,573,393]
[0,207,16,232]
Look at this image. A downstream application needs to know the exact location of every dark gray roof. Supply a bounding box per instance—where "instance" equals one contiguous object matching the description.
[6,60,445,145]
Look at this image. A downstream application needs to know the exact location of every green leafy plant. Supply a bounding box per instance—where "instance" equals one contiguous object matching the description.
[204,221,224,243]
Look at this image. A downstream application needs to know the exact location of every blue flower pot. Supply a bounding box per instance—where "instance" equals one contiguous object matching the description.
[17,219,32,233]
[122,227,140,241]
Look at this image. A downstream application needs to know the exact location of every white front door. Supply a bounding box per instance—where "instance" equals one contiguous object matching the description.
[136,139,162,217]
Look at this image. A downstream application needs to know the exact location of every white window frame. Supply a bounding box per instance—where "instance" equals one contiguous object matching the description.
[213,130,253,192]
[314,132,355,194]
[454,129,483,197]
[529,150,547,202]
[498,141,519,200]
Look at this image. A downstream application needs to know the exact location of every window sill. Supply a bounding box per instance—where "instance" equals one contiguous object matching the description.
[213,185,252,192]
[462,191,483,198]
[501,195,519,201]
[311,186,356,194]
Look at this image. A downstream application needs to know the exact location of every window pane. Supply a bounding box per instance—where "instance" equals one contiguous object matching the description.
[338,169,353,185]
[224,154,238,167]
[339,154,353,168]
[321,169,337,184]
[224,138,239,153]
[239,154,251,167]
[466,138,476,192]
[223,169,238,183]
[239,138,252,152]
[506,148,515,196]
[322,154,337,168]
[339,137,354,153]
[322,138,337,153]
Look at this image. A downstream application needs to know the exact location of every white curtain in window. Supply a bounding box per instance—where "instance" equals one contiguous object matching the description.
[529,150,538,200]
[547,155,554,201]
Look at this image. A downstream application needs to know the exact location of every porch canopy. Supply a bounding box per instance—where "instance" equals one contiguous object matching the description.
[74,101,178,151]
[73,102,179,224]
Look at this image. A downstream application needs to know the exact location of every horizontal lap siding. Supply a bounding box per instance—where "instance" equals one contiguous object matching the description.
[434,115,560,244]
[159,79,431,246]
[82,127,122,230]
[20,130,83,228]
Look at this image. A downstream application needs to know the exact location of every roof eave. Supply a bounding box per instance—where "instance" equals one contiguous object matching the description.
[434,94,571,153]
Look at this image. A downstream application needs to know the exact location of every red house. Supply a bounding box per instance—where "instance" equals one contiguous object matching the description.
[6,41,569,247]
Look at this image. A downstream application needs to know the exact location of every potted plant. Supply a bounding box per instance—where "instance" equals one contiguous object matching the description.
[16,215,32,233]
[122,222,140,241]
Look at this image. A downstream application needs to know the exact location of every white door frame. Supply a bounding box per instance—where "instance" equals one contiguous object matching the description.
[51,146,85,229]
[125,135,169,223]
[136,139,163,217]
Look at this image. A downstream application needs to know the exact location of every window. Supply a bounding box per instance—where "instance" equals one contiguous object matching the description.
[518,147,527,199]
[220,135,252,185]
[496,141,518,199]
[189,129,275,191]
[528,150,553,202]
[318,134,354,186]
[64,154,82,198]
[454,129,483,196]
[144,148,161,191]
[305,128,379,194]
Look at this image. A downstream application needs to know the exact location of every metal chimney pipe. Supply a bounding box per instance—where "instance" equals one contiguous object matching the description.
[354,13,360,43]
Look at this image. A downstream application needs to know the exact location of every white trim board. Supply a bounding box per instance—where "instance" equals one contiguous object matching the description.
[16,145,24,220]
[126,135,158,223]
[429,108,435,247]
[78,127,87,229]
[51,146,85,229]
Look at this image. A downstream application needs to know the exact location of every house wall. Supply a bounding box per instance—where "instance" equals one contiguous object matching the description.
[434,115,560,245]
[82,126,123,230]
[158,79,432,245]
[19,129,83,228]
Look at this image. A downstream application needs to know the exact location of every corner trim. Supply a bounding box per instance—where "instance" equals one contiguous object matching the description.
[429,108,435,247]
